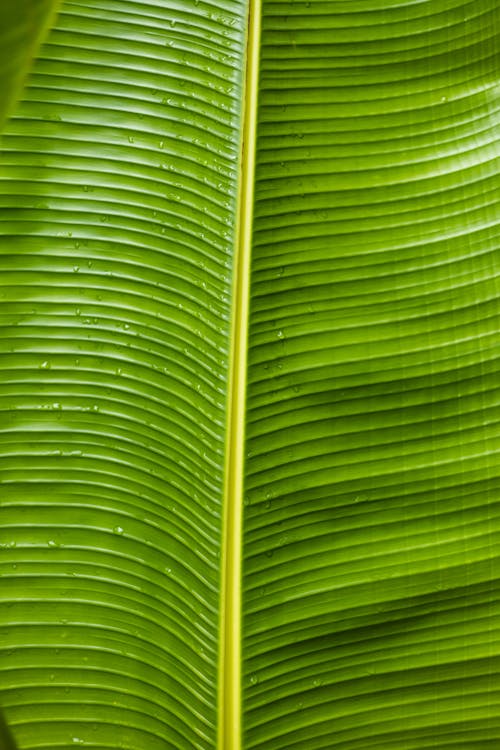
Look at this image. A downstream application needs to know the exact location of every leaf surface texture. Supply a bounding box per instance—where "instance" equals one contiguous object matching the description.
[0,1,499,749]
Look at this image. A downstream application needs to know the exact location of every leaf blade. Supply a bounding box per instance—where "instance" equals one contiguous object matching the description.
[0,1,247,747]
[243,0,500,747]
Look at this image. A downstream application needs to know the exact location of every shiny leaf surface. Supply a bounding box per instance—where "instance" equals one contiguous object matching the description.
[1,1,499,749]
[0,1,247,747]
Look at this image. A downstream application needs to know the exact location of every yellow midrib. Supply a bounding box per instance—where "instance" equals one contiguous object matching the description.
[218,0,261,748]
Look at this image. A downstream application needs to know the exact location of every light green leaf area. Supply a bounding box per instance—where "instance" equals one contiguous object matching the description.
[0,0,61,127]
[0,1,499,749]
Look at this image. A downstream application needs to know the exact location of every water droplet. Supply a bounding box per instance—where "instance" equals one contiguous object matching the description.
[249,674,258,685]
[276,330,284,339]
[73,266,80,273]
[48,540,58,548]
[92,404,100,412]
[40,361,51,369]
[113,526,124,535]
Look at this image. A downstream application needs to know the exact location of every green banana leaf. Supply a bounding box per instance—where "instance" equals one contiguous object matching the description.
[1,1,499,748]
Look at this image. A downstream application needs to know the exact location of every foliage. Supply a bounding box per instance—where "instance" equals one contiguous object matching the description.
[0,1,499,748]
